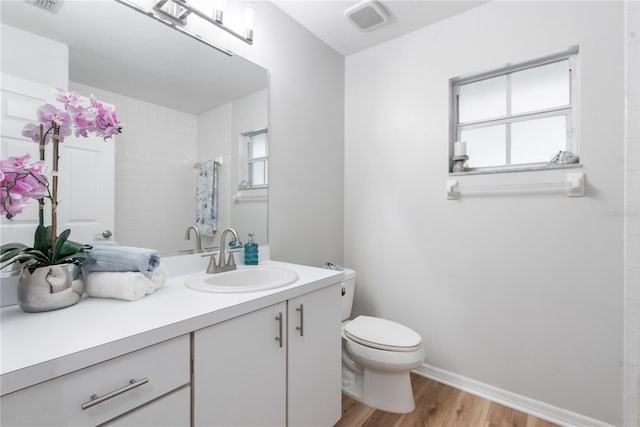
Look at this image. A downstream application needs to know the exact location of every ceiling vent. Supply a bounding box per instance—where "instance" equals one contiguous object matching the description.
[344,0,390,32]
[26,0,64,14]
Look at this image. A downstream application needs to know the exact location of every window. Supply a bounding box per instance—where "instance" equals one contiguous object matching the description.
[451,49,578,172]
[246,129,268,188]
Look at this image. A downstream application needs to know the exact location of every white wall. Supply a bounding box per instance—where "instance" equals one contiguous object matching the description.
[1,24,68,89]
[624,1,640,425]
[229,89,268,245]
[182,0,345,266]
[345,2,624,424]
[70,82,198,255]
[196,89,268,248]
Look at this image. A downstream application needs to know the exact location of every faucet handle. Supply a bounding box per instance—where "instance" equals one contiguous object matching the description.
[200,251,218,258]
[227,252,236,268]
[206,253,219,274]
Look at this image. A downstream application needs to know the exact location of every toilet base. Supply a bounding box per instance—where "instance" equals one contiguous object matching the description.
[342,364,416,414]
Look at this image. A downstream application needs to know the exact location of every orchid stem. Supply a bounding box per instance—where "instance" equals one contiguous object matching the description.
[38,124,45,228]
[51,122,59,249]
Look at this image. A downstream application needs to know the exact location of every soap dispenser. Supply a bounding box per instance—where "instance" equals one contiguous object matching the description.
[244,233,259,265]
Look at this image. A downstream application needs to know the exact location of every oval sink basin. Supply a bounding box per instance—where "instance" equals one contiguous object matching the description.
[185,265,299,293]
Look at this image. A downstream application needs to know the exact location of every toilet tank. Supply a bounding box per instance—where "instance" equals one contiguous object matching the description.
[341,268,356,321]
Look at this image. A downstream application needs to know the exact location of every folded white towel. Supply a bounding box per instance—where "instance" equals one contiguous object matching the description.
[85,271,151,301]
[147,263,168,294]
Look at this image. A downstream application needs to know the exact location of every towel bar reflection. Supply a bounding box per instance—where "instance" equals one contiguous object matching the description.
[446,172,585,200]
[233,191,268,203]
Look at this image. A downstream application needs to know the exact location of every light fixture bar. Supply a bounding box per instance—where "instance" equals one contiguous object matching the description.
[114,0,234,57]
[164,0,254,45]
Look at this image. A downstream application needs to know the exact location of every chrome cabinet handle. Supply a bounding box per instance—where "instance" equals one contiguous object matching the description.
[296,304,304,337]
[102,230,112,239]
[275,312,283,348]
[81,377,149,410]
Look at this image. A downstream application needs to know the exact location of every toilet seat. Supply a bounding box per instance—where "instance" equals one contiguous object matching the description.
[344,315,422,352]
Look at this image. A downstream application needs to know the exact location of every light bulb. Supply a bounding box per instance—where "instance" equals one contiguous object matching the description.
[243,5,255,42]
[213,0,224,24]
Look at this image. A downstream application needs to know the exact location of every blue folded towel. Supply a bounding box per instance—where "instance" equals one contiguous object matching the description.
[83,246,161,278]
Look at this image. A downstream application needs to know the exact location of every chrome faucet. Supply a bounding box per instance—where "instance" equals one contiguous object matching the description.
[185,225,202,252]
[206,227,240,274]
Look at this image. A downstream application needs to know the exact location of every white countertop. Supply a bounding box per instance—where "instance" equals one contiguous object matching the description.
[0,258,343,396]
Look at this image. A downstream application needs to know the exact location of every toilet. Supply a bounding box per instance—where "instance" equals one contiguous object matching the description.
[340,268,425,413]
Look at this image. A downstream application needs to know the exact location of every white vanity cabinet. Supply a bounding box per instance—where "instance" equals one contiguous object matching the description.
[0,335,190,427]
[288,283,342,426]
[193,283,342,427]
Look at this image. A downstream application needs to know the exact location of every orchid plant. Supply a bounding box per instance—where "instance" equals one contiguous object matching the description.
[0,89,122,271]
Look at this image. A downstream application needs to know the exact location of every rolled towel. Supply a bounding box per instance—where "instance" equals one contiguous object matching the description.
[85,272,151,301]
[147,263,168,295]
[83,246,160,278]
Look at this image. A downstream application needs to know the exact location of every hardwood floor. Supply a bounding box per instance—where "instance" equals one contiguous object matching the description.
[334,373,559,427]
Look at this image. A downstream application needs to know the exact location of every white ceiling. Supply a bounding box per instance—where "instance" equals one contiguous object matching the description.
[272,0,487,56]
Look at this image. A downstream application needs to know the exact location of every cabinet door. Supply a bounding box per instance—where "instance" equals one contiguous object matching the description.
[193,301,287,427]
[288,283,342,427]
[101,386,190,427]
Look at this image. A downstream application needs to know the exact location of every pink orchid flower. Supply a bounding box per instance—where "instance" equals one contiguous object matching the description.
[54,88,81,106]
[91,96,122,140]
[0,154,50,219]
[37,104,71,126]
[66,104,97,137]
[21,123,42,143]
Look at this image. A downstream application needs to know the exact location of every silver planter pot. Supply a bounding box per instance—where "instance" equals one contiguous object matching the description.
[18,264,84,313]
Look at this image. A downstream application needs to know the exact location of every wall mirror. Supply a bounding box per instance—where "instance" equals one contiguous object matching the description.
[0,0,269,256]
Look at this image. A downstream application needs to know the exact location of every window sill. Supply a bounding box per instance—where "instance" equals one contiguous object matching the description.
[449,163,582,176]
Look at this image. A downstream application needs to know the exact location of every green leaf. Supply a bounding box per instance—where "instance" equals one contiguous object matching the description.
[0,243,28,262]
[51,228,71,263]
[0,246,28,264]
[3,228,89,269]
[58,239,85,258]
[21,249,50,263]
[59,240,87,257]
[33,225,51,253]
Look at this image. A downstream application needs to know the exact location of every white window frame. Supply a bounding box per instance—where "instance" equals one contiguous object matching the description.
[450,47,580,174]
[244,128,268,189]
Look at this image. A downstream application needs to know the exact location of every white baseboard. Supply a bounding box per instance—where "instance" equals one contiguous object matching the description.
[413,363,613,427]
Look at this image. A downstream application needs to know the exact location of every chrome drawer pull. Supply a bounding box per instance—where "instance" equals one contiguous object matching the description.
[81,377,149,410]
[275,312,283,348]
[296,304,304,337]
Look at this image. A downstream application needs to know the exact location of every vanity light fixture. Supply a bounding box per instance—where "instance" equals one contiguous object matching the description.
[115,0,233,56]
[26,0,64,14]
[153,0,255,45]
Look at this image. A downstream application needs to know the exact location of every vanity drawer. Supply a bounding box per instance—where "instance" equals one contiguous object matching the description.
[0,335,190,427]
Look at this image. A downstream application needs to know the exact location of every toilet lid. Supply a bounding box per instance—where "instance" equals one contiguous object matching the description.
[344,316,422,352]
